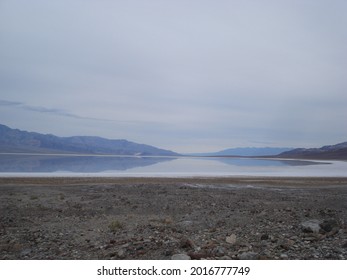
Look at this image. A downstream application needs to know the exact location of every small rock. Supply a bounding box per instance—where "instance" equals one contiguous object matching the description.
[260,234,269,240]
[320,219,338,233]
[303,234,323,242]
[212,246,227,257]
[188,251,209,260]
[117,249,125,258]
[180,237,194,249]
[258,253,270,260]
[226,234,237,244]
[164,250,173,256]
[171,253,191,260]
[219,255,232,260]
[301,220,321,233]
[280,253,288,259]
[238,251,258,260]
[203,241,217,249]
[20,249,31,257]
[279,239,295,250]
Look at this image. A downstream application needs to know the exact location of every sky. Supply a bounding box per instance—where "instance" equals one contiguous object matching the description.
[1,0,347,153]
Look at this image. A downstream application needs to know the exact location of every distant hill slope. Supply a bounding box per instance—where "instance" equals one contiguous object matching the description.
[213,147,292,156]
[0,124,179,156]
[278,142,347,160]
[190,147,292,157]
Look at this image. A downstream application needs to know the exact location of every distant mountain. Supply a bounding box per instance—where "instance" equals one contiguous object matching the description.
[278,142,347,160]
[190,147,292,157]
[0,124,179,156]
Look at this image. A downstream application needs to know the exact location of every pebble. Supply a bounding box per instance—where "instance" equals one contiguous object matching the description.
[180,237,194,249]
[279,239,295,250]
[320,219,338,233]
[238,251,258,260]
[260,234,269,240]
[219,255,232,260]
[171,254,191,260]
[117,249,125,258]
[212,246,227,257]
[280,253,288,259]
[226,234,237,244]
[300,220,321,233]
[20,249,32,257]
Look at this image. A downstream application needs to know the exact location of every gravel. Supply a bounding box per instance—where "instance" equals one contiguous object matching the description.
[1,177,347,260]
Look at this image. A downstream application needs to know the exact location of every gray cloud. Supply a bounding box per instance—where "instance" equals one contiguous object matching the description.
[0,99,92,119]
[1,0,347,152]
[0,100,22,106]
[0,98,168,128]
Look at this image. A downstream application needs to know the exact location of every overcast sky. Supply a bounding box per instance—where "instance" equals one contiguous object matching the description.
[1,0,346,153]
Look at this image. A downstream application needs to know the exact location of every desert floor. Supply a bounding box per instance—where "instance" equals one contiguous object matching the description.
[1,177,347,260]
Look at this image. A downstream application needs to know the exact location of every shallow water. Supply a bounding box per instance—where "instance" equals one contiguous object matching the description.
[0,154,346,177]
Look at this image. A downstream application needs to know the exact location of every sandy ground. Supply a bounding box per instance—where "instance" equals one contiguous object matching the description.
[1,177,347,260]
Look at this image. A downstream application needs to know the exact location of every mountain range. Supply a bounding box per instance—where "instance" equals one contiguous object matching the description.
[0,124,178,156]
[191,143,347,160]
[1,124,346,159]
[190,147,292,157]
[277,142,347,160]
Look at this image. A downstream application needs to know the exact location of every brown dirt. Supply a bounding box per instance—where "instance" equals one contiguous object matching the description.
[1,177,347,260]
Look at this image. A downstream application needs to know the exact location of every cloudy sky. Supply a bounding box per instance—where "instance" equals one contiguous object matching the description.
[1,0,346,153]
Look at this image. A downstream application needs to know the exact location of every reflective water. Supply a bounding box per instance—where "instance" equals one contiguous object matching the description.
[0,154,346,177]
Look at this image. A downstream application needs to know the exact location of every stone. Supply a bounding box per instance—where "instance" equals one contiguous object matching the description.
[238,251,258,260]
[280,253,288,259]
[117,249,125,258]
[319,219,338,233]
[260,234,269,240]
[279,239,295,250]
[226,234,237,244]
[180,237,194,249]
[171,254,191,260]
[219,255,232,260]
[300,220,321,233]
[20,249,32,257]
[188,251,209,260]
[212,246,227,257]
[303,234,323,242]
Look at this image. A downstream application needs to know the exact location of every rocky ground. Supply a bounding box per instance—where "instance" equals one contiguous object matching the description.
[1,177,347,260]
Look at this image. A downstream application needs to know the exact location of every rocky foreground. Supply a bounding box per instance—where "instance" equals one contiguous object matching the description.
[1,177,347,260]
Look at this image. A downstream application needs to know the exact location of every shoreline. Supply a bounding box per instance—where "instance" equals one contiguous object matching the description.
[1,176,347,187]
[1,176,347,260]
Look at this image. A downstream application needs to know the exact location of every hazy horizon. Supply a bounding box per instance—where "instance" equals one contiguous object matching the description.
[1,0,347,153]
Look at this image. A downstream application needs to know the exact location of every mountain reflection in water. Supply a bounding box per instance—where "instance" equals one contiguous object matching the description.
[0,154,327,174]
[0,154,174,173]
[212,157,326,167]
